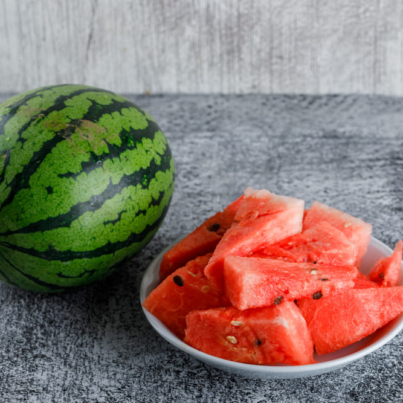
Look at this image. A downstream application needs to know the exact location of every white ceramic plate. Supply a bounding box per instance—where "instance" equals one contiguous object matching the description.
[140,237,403,379]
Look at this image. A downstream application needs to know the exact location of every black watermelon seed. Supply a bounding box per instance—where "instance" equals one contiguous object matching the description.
[320,278,329,282]
[312,261,317,264]
[207,223,220,232]
[274,296,283,305]
[256,339,262,346]
[313,291,323,300]
[173,276,184,286]
[379,273,384,279]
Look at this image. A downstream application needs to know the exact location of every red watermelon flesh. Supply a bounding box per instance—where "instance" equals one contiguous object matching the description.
[159,196,243,281]
[224,256,358,310]
[252,221,357,266]
[354,272,380,289]
[234,187,303,221]
[298,287,403,355]
[184,303,314,365]
[204,188,305,292]
[303,201,372,269]
[225,195,245,215]
[143,254,229,339]
[369,240,402,287]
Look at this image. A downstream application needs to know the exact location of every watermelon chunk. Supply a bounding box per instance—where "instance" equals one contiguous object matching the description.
[353,272,380,289]
[252,221,357,266]
[204,188,305,292]
[159,196,243,281]
[298,287,403,355]
[143,254,229,338]
[224,256,358,310]
[303,201,372,268]
[184,303,314,365]
[369,240,402,287]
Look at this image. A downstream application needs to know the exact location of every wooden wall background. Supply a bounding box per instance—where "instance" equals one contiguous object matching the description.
[1,0,403,95]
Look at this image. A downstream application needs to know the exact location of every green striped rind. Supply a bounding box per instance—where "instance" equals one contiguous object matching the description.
[0,85,174,292]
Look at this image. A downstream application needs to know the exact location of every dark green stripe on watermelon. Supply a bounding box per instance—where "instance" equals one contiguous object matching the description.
[0,85,174,292]
[0,252,18,286]
[58,120,163,181]
[0,86,115,184]
[0,154,172,237]
[0,249,68,291]
[0,223,163,292]
[1,198,170,261]
[0,87,169,232]
[0,134,66,210]
[0,84,73,129]
[0,93,141,210]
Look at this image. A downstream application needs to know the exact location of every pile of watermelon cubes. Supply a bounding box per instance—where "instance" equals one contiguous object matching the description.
[143,188,403,365]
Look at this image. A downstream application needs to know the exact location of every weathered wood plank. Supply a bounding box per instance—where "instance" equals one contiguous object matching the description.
[0,0,403,94]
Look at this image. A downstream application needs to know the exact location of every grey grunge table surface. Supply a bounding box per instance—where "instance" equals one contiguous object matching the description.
[0,93,402,402]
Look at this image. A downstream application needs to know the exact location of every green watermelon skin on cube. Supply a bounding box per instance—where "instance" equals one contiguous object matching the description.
[303,201,372,269]
[223,256,358,310]
[184,302,314,366]
[159,196,243,281]
[298,287,403,355]
[204,188,305,292]
[143,254,229,339]
[369,240,402,287]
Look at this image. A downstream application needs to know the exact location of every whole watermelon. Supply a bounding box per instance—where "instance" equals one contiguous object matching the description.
[0,84,174,292]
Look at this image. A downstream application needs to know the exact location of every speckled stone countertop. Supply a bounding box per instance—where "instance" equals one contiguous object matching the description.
[1,94,403,402]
